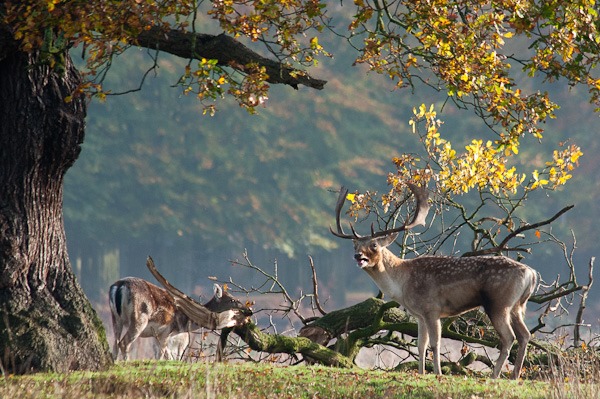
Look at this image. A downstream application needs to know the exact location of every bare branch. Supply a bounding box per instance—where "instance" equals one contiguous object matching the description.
[497,205,574,250]
[574,257,595,347]
[228,251,307,322]
[462,205,574,257]
[308,256,327,316]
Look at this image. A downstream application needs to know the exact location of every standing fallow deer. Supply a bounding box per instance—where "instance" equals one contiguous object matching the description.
[109,276,249,360]
[330,183,537,379]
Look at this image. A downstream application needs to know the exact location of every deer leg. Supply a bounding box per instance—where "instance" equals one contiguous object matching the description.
[155,333,171,360]
[510,305,531,379]
[117,336,132,361]
[423,316,442,375]
[169,333,190,361]
[165,333,190,360]
[119,316,149,361]
[489,309,515,379]
[111,315,123,360]
[417,318,430,374]
[152,340,162,359]
[216,328,232,362]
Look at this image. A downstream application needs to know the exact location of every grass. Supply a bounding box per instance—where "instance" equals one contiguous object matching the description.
[0,361,565,399]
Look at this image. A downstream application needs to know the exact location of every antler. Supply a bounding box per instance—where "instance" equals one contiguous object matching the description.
[330,183,431,240]
[403,182,431,229]
[146,256,246,329]
[329,186,362,239]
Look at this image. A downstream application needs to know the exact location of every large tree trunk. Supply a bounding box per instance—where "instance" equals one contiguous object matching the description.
[0,37,112,373]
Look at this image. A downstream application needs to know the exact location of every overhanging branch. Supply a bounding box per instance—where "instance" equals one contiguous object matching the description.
[135,26,326,90]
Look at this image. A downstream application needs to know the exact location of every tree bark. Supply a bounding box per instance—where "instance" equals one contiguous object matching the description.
[299,298,411,346]
[135,27,326,90]
[0,37,112,373]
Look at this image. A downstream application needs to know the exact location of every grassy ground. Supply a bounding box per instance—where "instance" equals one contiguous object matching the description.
[0,361,581,399]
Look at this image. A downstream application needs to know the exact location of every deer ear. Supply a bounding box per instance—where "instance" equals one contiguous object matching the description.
[376,232,399,248]
[213,283,223,299]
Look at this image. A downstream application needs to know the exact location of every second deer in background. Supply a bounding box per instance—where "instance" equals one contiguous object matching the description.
[109,277,248,360]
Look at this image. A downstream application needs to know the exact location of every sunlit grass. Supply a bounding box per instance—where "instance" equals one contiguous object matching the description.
[0,361,558,399]
[540,348,600,399]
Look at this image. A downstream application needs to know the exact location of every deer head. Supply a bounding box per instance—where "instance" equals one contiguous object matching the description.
[204,283,251,314]
[330,183,536,379]
[331,183,431,270]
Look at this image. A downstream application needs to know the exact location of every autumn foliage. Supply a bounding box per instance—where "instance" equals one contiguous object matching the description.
[5,1,600,125]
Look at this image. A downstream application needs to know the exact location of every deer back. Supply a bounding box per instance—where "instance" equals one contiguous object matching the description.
[110,277,185,337]
[384,255,536,317]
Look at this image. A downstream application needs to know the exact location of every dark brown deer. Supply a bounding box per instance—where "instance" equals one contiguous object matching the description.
[330,183,537,379]
[109,276,248,360]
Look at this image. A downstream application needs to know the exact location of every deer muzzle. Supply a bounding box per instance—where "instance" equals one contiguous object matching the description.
[354,253,370,268]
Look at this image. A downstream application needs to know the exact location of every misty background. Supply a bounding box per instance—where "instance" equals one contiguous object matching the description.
[62,24,600,338]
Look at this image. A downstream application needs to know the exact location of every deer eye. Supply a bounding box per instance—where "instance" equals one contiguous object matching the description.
[370,242,378,251]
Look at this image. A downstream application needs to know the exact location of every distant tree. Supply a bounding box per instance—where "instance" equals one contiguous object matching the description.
[1,0,598,373]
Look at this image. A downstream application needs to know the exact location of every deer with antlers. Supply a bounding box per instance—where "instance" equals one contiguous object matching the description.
[109,276,249,360]
[331,183,537,379]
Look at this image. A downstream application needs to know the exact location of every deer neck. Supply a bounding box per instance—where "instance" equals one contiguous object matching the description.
[363,248,405,300]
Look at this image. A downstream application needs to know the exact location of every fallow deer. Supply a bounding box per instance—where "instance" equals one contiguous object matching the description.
[109,277,248,360]
[331,183,537,379]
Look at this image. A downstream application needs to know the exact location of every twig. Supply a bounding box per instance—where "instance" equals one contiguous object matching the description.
[308,255,327,316]
[574,257,595,347]
[230,250,306,321]
[497,205,574,250]
[462,205,574,257]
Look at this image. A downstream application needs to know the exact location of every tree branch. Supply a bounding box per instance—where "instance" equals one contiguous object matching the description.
[462,205,574,257]
[574,257,595,346]
[232,323,354,368]
[497,205,574,249]
[308,255,327,317]
[135,27,326,90]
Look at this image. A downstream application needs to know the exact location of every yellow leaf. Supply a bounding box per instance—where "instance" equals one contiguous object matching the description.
[570,151,582,163]
[310,36,322,50]
[346,193,356,203]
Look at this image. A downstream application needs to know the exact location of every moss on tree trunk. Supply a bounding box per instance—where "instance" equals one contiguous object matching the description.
[0,35,112,373]
[232,323,354,368]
